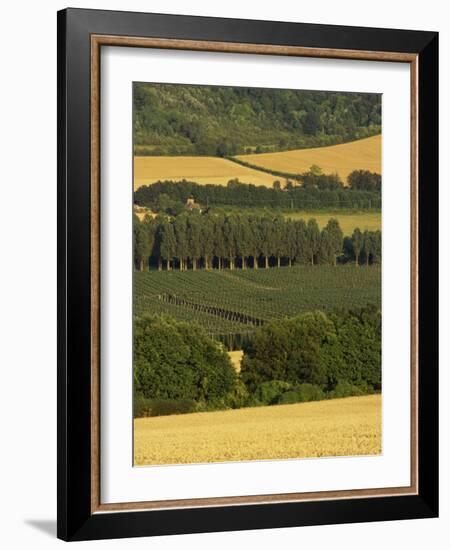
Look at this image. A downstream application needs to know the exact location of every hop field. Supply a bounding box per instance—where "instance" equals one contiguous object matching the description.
[134,265,381,338]
[134,394,381,465]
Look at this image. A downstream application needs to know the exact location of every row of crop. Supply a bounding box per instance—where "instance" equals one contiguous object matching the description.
[134,269,381,345]
[134,267,381,314]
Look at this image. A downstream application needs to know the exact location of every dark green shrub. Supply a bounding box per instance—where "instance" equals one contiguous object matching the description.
[253,380,292,405]
[133,392,152,417]
[224,379,250,409]
[327,381,365,399]
[149,398,197,417]
[278,384,325,405]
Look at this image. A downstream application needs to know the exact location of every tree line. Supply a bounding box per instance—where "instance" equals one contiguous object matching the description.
[134,212,381,271]
[134,305,381,417]
[226,160,381,192]
[134,170,381,213]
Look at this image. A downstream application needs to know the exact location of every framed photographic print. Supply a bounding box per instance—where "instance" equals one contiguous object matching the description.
[57,8,439,541]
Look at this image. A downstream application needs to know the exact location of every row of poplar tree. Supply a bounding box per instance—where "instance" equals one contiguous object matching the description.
[134,212,381,271]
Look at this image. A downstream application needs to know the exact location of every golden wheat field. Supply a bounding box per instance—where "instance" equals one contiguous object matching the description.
[285,211,381,235]
[134,136,381,189]
[235,135,381,183]
[134,156,277,189]
[134,394,381,466]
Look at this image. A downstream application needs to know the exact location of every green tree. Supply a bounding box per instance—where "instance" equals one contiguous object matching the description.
[306,219,321,265]
[135,215,157,271]
[362,230,374,266]
[249,216,262,269]
[293,219,308,264]
[200,214,215,270]
[324,218,344,266]
[187,213,202,270]
[134,316,237,402]
[223,215,238,269]
[319,228,334,265]
[285,219,297,267]
[371,230,382,264]
[240,311,341,392]
[173,214,189,270]
[329,306,381,389]
[259,215,273,268]
[235,215,253,269]
[273,216,287,268]
[351,228,363,266]
[159,219,176,270]
[213,213,227,269]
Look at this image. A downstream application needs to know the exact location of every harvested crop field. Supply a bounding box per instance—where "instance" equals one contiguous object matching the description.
[235,135,381,182]
[134,156,276,189]
[134,394,381,465]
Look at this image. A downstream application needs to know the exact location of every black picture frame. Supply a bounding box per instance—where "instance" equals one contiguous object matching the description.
[57,7,438,541]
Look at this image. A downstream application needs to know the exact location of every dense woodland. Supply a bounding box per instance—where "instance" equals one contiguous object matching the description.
[134,84,381,156]
[134,212,381,271]
[134,306,381,417]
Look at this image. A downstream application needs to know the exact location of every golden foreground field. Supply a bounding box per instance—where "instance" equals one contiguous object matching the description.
[235,135,381,182]
[285,211,381,235]
[134,394,381,466]
[134,155,276,189]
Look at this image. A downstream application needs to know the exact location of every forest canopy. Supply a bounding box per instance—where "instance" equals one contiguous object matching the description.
[133,307,381,417]
[133,83,382,156]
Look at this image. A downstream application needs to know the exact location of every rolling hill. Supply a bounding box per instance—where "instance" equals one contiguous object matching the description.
[234,134,381,183]
[134,135,381,189]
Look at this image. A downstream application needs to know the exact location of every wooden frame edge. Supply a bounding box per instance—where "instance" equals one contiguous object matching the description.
[91,35,101,513]
[410,55,419,496]
[92,34,417,62]
[89,34,419,514]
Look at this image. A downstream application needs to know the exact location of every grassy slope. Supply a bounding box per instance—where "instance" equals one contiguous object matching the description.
[235,134,381,182]
[134,394,381,465]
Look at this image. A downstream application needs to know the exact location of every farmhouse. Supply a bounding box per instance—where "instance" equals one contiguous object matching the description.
[185,197,201,212]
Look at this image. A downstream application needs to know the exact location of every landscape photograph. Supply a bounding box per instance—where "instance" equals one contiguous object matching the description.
[132,83,382,466]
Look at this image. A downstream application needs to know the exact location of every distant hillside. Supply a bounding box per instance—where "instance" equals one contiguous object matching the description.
[133,83,381,157]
